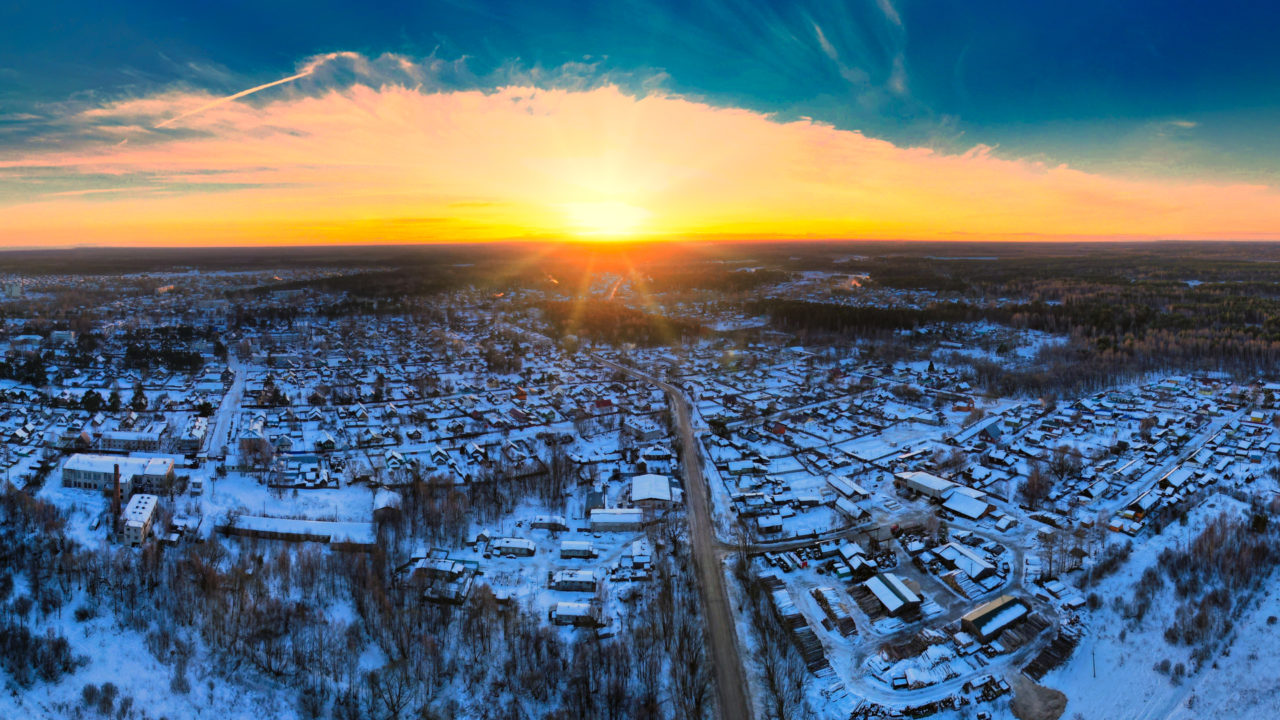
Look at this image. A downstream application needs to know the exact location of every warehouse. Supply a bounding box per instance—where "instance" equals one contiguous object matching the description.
[895,471,957,500]
[864,572,922,617]
[961,595,1029,643]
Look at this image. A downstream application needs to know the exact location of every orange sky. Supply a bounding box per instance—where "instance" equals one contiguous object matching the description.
[4,82,1280,246]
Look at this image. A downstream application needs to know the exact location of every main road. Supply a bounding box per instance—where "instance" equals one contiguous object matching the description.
[598,356,754,720]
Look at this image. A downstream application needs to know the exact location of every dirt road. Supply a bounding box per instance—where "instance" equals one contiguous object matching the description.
[600,358,754,720]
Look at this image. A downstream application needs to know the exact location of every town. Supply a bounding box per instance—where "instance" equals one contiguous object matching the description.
[2,242,1280,720]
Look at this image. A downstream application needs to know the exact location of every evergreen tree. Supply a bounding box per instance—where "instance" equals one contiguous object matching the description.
[130,383,147,412]
[80,390,104,412]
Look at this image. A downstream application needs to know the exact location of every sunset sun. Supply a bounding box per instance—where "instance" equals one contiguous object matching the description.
[561,200,652,239]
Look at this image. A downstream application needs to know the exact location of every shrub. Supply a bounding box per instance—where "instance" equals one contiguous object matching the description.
[98,681,118,715]
[0,621,81,687]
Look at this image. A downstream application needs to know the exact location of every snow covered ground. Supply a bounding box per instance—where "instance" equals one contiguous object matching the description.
[0,586,302,720]
[1041,493,1255,720]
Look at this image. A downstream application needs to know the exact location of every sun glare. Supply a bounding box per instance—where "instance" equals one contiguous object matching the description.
[561,201,651,239]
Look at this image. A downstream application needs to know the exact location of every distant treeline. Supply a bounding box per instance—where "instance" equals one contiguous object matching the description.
[0,244,523,276]
[749,299,986,335]
[643,267,794,294]
[752,289,1280,395]
[833,249,1280,298]
[237,268,474,299]
[540,300,703,346]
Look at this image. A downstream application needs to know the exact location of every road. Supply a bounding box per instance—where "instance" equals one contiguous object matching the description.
[600,357,754,720]
[1105,408,1242,518]
[207,356,245,458]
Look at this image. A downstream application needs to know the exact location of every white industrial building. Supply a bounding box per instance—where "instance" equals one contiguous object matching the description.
[122,493,159,546]
[62,454,176,496]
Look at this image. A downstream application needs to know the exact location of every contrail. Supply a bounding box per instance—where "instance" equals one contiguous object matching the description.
[154,52,355,129]
[154,70,312,128]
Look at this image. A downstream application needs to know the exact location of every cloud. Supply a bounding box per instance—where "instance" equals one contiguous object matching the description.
[888,55,908,96]
[812,22,870,86]
[876,0,903,28]
[1,53,1278,245]
[813,22,838,62]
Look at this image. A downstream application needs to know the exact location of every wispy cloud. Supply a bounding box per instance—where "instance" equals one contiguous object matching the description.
[876,0,903,28]
[42,186,155,198]
[812,22,870,85]
[1,53,1278,245]
[888,55,908,96]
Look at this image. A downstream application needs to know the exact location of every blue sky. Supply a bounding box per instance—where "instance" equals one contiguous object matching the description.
[3,1,1280,246]
[3,0,1277,180]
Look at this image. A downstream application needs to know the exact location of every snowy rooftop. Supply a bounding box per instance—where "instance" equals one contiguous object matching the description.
[630,473,672,503]
[123,493,158,526]
[64,453,174,478]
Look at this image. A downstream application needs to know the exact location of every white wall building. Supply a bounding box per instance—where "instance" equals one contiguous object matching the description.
[62,454,175,496]
[122,493,159,546]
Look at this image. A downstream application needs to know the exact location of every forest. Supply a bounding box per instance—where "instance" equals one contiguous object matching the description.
[1153,506,1280,667]
[539,300,704,347]
[0,463,715,720]
[749,247,1280,395]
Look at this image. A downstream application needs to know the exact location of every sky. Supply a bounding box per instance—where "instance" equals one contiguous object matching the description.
[2,0,1280,246]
